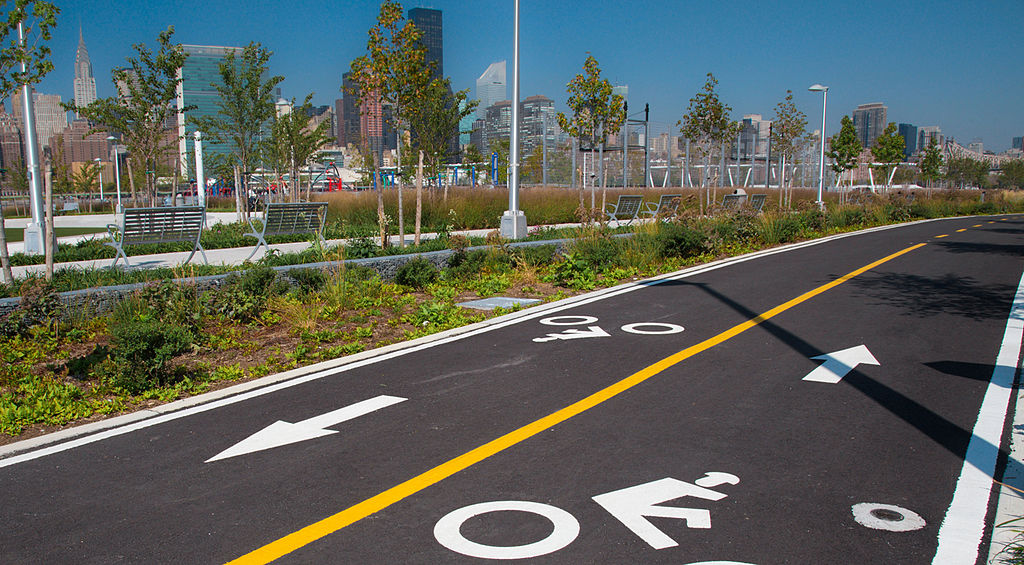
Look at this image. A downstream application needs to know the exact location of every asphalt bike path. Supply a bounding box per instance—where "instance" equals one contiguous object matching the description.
[2,216,1023,564]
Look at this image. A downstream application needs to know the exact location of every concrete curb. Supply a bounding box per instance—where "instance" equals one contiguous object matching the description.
[0,217,936,461]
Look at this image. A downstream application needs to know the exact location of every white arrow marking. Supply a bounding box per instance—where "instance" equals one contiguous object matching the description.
[533,326,611,343]
[205,395,407,463]
[803,345,880,384]
[592,473,739,550]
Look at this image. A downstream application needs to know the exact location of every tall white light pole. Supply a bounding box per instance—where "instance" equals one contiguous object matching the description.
[808,84,829,208]
[107,135,122,214]
[500,0,527,239]
[194,130,206,210]
[18,22,45,255]
[93,157,103,201]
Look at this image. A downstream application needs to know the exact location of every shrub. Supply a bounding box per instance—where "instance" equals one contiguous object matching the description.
[0,279,61,338]
[287,268,327,294]
[205,265,286,322]
[107,317,193,393]
[657,223,708,258]
[395,258,439,289]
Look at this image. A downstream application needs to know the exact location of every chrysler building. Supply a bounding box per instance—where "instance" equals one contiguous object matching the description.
[73,27,97,117]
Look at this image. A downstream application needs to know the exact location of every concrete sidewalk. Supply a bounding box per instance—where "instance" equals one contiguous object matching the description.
[7,214,588,279]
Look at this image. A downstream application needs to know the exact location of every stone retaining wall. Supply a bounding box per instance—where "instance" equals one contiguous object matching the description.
[0,239,571,318]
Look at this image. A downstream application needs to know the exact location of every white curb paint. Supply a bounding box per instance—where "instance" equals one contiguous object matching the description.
[933,266,1024,563]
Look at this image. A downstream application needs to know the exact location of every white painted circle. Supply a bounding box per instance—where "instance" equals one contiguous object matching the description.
[851,503,926,532]
[540,316,598,326]
[621,322,685,335]
[433,500,580,560]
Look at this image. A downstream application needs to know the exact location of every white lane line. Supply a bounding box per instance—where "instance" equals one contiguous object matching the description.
[933,267,1024,563]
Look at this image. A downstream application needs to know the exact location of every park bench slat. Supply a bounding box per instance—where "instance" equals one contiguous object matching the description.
[105,206,208,268]
[605,195,644,225]
[244,202,328,260]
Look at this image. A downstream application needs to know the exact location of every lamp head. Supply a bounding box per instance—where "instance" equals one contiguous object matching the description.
[808,84,829,92]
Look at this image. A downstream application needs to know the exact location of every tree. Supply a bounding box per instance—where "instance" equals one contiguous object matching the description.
[919,138,943,188]
[998,160,1024,190]
[68,27,190,206]
[827,115,862,192]
[407,77,476,178]
[462,143,484,166]
[71,161,99,196]
[0,0,58,285]
[349,0,434,247]
[871,122,905,190]
[946,157,989,189]
[264,94,331,201]
[770,90,807,208]
[678,73,739,210]
[556,54,624,214]
[190,42,283,210]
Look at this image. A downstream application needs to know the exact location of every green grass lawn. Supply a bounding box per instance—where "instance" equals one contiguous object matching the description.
[3,226,107,242]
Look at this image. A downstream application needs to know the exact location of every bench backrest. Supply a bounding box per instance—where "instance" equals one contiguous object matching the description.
[722,194,746,209]
[748,193,766,210]
[613,195,643,217]
[262,202,328,236]
[120,206,205,246]
[657,194,682,211]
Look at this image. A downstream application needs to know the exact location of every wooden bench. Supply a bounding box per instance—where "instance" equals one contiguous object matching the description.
[244,201,328,261]
[106,206,207,268]
[605,195,644,225]
[641,194,682,221]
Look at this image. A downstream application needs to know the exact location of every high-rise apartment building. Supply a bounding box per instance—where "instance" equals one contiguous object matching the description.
[0,109,23,169]
[12,90,67,152]
[852,102,887,149]
[918,126,943,152]
[73,28,97,118]
[340,71,395,157]
[476,61,506,120]
[408,7,443,80]
[520,95,556,156]
[177,44,244,174]
[52,119,109,167]
[898,123,918,158]
[738,114,771,160]
[1012,136,1022,150]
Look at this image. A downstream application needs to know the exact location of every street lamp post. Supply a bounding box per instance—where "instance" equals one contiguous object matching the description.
[93,157,103,202]
[107,135,122,214]
[808,84,829,209]
[500,0,527,239]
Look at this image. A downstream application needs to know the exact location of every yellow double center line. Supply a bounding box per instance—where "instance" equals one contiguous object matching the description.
[230,242,927,564]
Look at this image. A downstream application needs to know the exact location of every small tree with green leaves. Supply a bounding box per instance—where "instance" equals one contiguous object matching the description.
[919,138,943,188]
[827,115,862,194]
[871,122,905,190]
[408,77,476,178]
[71,161,99,196]
[264,94,331,201]
[678,73,739,210]
[556,54,624,215]
[998,159,1024,190]
[946,156,990,189]
[349,0,434,247]
[190,42,283,210]
[770,90,807,208]
[0,0,58,284]
[68,27,191,207]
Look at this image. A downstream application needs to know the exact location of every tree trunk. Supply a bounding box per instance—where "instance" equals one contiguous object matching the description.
[126,157,138,208]
[44,166,53,281]
[376,169,387,248]
[234,166,243,223]
[415,151,423,246]
[0,198,13,284]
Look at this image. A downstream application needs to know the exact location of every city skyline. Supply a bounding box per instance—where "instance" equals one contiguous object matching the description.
[12,0,1023,152]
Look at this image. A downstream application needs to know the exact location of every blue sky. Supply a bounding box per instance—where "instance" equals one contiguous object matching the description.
[22,0,1024,151]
